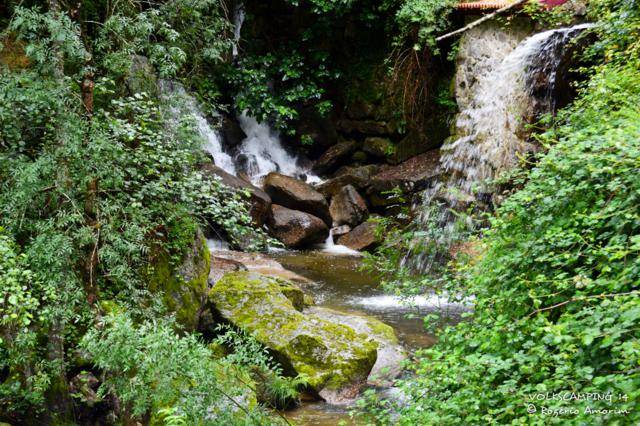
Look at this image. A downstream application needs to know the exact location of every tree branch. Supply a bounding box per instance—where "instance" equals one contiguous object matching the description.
[436,0,529,43]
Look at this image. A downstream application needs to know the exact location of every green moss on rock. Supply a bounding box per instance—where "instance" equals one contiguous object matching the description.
[147,229,211,331]
[208,271,378,397]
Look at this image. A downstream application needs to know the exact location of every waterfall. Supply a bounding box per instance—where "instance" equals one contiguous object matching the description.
[443,23,593,202]
[232,1,245,59]
[159,81,319,186]
[235,112,321,185]
[409,24,592,272]
[159,80,237,175]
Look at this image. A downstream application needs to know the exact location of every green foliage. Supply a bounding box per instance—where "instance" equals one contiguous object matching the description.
[8,7,88,76]
[395,0,457,52]
[362,1,640,423]
[0,4,263,420]
[95,0,231,79]
[230,49,337,134]
[214,325,307,408]
[0,229,56,414]
[81,313,282,424]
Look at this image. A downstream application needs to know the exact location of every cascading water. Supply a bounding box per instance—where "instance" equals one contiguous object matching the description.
[159,80,319,186]
[442,23,593,200]
[232,1,245,59]
[409,24,593,272]
[159,80,237,175]
[235,112,321,185]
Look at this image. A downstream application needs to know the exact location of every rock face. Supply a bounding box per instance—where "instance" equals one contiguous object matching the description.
[268,204,328,248]
[329,185,369,227]
[208,272,378,402]
[312,140,358,174]
[202,163,272,226]
[126,55,158,96]
[337,221,380,251]
[337,119,395,136]
[147,228,211,331]
[264,172,331,224]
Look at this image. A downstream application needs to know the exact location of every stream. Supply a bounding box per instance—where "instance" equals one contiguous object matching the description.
[270,250,463,425]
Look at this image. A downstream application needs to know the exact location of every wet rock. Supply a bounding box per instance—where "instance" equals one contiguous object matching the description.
[307,307,406,388]
[331,225,351,238]
[209,255,247,284]
[268,204,329,248]
[201,163,271,226]
[363,137,395,160]
[312,140,358,175]
[208,272,378,401]
[210,250,311,285]
[368,150,442,197]
[337,221,380,251]
[220,115,246,149]
[316,165,379,198]
[264,172,331,225]
[329,185,369,227]
[147,228,210,331]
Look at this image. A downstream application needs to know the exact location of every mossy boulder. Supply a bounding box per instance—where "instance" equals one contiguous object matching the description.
[147,229,211,331]
[208,272,378,403]
[307,307,406,387]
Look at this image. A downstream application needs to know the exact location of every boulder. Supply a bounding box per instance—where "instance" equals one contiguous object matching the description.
[330,225,351,238]
[147,228,211,331]
[209,255,247,284]
[208,272,378,402]
[329,185,369,227]
[312,140,358,175]
[363,137,395,159]
[366,150,442,206]
[337,221,380,252]
[345,100,375,120]
[268,205,328,248]
[220,115,247,149]
[351,150,369,164]
[264,172,331,224]
[307,307,406,388]
[392,129,445,164]
[316,165,379,198]
[201,163,271,226]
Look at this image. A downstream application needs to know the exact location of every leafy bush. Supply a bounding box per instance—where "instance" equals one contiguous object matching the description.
[82,313,282,424]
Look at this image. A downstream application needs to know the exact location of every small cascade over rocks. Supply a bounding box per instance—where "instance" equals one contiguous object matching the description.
[320,228,361,256]
[158,81,319,186]
[409,23,593,272]
[235,113,321,185]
